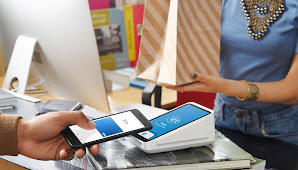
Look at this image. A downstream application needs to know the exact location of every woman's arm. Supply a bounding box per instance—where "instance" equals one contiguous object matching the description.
[257,53,298,105]
[168,53,298,105]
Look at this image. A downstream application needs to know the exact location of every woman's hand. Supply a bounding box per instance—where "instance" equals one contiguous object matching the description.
[167,72,249,101]
[167,73,228,93]
[17,111,99,160]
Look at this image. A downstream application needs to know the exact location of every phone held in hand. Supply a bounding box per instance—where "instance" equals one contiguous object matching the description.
[62,109,152,149]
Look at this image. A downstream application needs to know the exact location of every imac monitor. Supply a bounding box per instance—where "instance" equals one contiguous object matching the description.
[0,0,110,113]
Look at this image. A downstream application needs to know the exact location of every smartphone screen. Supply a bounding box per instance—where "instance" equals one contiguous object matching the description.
[137,104,211,141]
[69,111,145,144]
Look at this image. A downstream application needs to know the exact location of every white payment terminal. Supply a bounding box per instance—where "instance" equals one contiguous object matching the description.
[127,102,215,154]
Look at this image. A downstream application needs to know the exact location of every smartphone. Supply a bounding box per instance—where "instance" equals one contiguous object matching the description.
[62,109,152,149]
[133,103,212,142]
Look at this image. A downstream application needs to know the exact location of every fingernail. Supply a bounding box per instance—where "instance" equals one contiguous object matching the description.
[60,150,68,159]
[88,121,96,128]
[192,73,198,79]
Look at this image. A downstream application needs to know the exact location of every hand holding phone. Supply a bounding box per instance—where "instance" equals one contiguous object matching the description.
[62,109,152,149]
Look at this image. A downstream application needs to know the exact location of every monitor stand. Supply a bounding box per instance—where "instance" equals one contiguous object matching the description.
[3,35,37,94]
[2,35,41,102]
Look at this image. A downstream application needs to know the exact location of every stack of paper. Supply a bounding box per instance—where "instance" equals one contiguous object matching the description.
[65,130,262,170]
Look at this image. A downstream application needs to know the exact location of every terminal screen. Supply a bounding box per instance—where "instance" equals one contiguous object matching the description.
[138,104,210,141]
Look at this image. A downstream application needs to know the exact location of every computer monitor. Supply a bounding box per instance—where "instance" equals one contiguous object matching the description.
[0,0,110,113]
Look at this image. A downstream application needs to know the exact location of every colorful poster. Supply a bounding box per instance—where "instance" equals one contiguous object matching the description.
[91,8,130,70]
[89,0,116,10]
[124,4,144,67]
[132,4,144,67]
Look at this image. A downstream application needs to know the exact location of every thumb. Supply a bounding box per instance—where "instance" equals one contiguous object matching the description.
[192,72,207,82]
[53,111,96,130]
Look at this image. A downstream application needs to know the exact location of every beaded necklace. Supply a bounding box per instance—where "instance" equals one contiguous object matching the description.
[240,0,285,40]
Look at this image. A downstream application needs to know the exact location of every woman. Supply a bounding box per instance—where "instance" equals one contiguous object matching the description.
[169,0,298,145]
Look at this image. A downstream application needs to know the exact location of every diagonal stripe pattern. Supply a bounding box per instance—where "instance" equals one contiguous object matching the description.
[137,0,221,86]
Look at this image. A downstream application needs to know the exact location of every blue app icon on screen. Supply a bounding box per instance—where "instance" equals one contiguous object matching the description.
[94,117,123,137]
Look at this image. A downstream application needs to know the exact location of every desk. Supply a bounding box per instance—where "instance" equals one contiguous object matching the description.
[0,76,177,169]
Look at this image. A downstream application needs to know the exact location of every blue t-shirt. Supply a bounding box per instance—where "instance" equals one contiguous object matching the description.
[219,0,298,110]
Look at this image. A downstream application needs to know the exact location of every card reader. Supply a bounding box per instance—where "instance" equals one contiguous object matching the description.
[127,102,215,154]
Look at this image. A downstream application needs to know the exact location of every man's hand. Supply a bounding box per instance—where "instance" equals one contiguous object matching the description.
[17,111,99,160]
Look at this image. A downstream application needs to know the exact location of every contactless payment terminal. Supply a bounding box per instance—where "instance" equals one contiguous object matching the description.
[138,104,210,141]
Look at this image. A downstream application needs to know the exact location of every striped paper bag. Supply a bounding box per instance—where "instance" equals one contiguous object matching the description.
[136,0,221,86]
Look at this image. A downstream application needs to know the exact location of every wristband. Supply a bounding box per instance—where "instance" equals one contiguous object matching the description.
[236,81,260,101]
